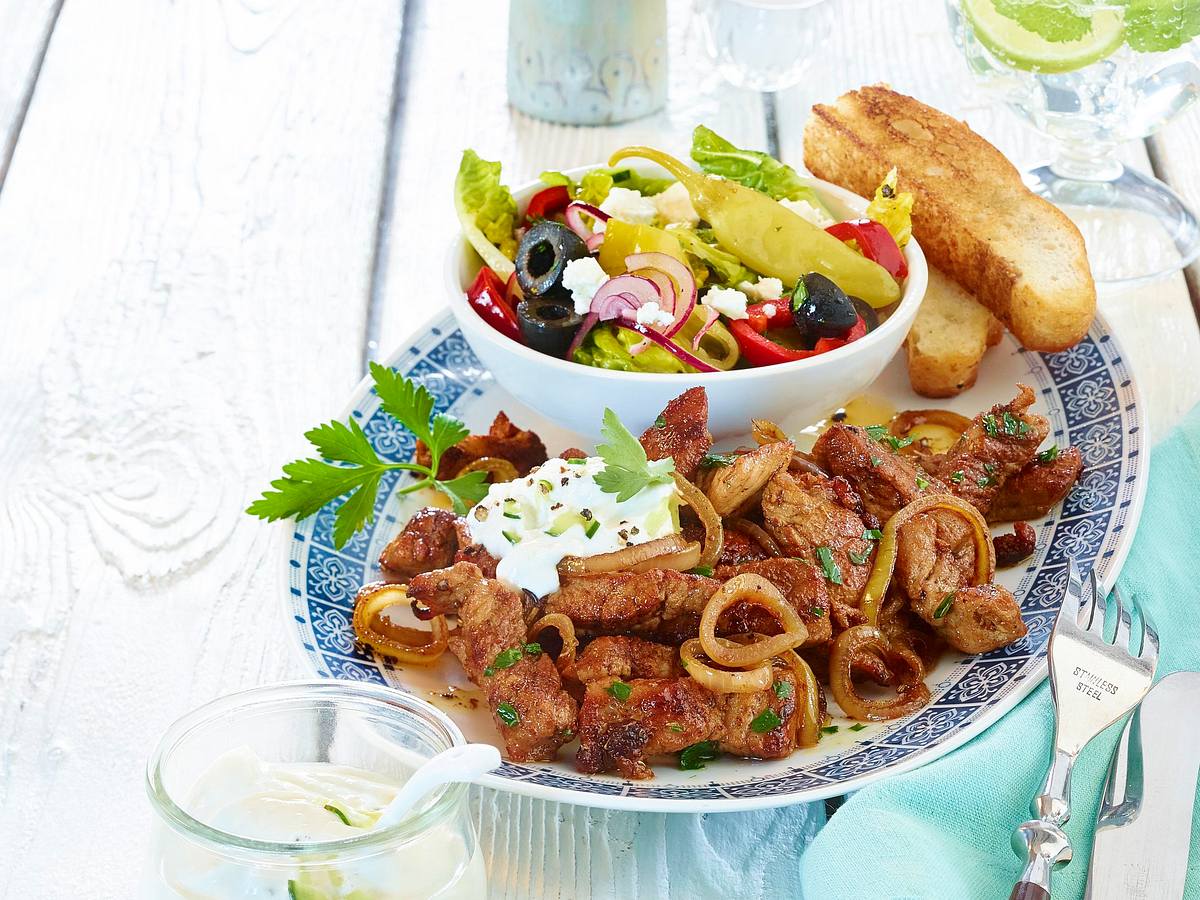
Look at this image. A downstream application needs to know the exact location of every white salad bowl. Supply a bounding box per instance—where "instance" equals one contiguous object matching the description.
[446,163,927,440]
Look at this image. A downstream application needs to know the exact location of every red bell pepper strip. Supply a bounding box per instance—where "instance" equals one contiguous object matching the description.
[467,266,522,343]
[825,219,907,280]
[730,314,867,367]
[744,300,792,334]
[524,185,571,224]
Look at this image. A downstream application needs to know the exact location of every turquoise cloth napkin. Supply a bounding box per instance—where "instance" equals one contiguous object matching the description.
[800,404,1200,900]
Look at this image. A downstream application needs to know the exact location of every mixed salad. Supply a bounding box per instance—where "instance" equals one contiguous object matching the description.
[455,126,913,374]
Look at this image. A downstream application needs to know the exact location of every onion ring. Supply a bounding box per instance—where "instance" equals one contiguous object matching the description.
[729,518,782,557]
[680,638,773,694]
[672,472,723,569]
[829,625,930,721]
[889,409,972,456]
[628,541,701,573]
[752,418,789,446]
[698,574,808,667]
[527,612,579,671]
[557,534,689,576]
[456,456,519,484]
[782,648,824,748]
[859,493,995,624]
[353,582,448,665]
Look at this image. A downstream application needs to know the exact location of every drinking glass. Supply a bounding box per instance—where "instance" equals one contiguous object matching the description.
[948,0,1200,285]
[694,0,833,92]
[143,681,486,899]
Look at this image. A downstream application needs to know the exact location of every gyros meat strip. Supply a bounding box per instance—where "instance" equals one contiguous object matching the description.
[416,410,548,479]
[564,635,684,684]
[408,563,576,762]
[575,669,800,779]
[988,447,1083,523]
[378,507,459,581]
[925,384,1049,515]
[760,470,874,609]
[451,519,498,578]
[548,564,830,647]
[713,558,832,646]
[813,423,1026,653]
[639,386,713,480]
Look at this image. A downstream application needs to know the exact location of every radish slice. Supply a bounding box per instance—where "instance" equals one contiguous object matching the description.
[614,321,719,372]
[691,306,720,350]
[624,252,696,338]
[565,202,610,247]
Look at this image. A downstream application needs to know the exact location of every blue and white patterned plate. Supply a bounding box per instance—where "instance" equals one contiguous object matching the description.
[284,310,1146,812]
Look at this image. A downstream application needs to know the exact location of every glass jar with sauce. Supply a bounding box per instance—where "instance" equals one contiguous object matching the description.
[144,681,486,899]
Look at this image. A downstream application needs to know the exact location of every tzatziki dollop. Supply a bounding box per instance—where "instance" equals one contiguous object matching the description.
[466,456,679,597]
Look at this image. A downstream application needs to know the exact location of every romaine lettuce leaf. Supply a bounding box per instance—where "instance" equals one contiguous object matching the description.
[454,150,518,278]
[865,167,914,248]
[576,167,674,206]
[669,226,757,287]
[690,125,834,218]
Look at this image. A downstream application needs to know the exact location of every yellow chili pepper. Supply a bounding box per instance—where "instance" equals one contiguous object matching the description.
[596,220,685,275]
[608,147,901,308]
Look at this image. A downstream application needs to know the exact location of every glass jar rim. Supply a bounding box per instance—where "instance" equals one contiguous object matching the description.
[145,680,469,861]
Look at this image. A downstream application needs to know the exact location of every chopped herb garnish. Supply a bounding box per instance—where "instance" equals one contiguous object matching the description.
[566,457,587,465]
[324,804,353,826]
[982,414,999,436]
[584,519,601,539]
[1002,411,1030,436]
[1038,444,1059,464]
[810,605,826,617]
[667,723,685,733]
[934,592,956,619]
[699,452,737,469]
[690,565,714,577]
[496,702,520,726]
[523,642,542,656]
[870,456,882,466]
[773,680,794,699]
[654,414,667,428]
[884,435,913,451]
[679,740,720,771]
[606,680,632,703]
[821,725,840,735]
[848,548,871,565]
[503,511,521,520]
[849,723,868,732]
[949,470,965,484]
[502,529,520,544]
[538,479,553,493]
[865,424,912,452]
[984,462,997,474]
[976,475,994,488]
[750,709,782,733]
[865,424,888,440]
[815,546,843,585]
[916,474,930,490]
[863,528,883,541]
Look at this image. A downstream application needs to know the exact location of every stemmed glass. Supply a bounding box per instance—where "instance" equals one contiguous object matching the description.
[948,0,1200,285]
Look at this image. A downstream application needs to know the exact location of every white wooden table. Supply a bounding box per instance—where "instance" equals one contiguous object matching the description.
[2,2,1198,897]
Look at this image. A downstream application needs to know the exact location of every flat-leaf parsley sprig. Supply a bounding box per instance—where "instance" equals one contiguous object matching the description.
[592,408,675,501]
[247,362,490,547]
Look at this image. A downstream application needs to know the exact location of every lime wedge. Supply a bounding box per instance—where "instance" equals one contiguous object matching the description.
[963,0,1125,73]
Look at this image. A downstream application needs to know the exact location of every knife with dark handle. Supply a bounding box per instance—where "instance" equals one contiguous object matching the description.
[1085,672,1200,900]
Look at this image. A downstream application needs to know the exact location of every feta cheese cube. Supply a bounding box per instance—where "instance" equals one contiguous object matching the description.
[700,285,749,320]
[561,256,609,315]
[599,187,657,225]
[780,197,835,228]
[738,277,784,302]
[634,301,675,329]
[651,182,700,227]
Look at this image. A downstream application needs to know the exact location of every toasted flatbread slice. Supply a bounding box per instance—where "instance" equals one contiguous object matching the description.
[907,267,1004,397]
[804,84,1095,352]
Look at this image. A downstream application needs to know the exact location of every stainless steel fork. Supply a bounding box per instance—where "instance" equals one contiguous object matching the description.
[1009,559,1159,900]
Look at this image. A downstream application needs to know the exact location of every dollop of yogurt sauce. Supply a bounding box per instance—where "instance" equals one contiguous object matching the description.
[466,456,679,597]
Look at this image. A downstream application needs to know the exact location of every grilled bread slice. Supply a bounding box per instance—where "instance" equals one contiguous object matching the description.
[804,84,1095,352]
[907,266,1004,397]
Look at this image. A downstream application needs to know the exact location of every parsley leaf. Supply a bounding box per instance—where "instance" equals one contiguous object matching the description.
[821,725,840,735]
[607,680,632,703]
[773,680,793,699]
[593,408,675,501]
[815,546,842,585]
[689,565,715,577]
[849,548,871,565]
[679,740,720,770]
[750,709,782,733]
[862,528,883,541]
[849,723,867,732]
[699,452,737,469]
[916,474,930,491]
[934,593,956,619]
[950,470,965,484]
[496,702,520,727]
[247,366,489,547]
[982,414,999,436]
[1038,444,1059,464]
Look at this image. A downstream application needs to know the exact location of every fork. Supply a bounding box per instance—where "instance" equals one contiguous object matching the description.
[1009,559,1159,900]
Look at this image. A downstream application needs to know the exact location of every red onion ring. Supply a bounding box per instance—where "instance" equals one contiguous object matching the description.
[591,276,662,321]
[691,306,720,350]
[564,310,599,360]
[564,202,610,247]
[614,321,718,372]
[624,252,696,339]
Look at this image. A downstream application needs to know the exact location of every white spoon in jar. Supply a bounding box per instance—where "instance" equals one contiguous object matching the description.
[374,743,501,829]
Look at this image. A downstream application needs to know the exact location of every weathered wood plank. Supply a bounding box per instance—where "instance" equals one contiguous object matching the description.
[773,1,1200,436]
[0,0,403,894]
[0,0,61,185]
